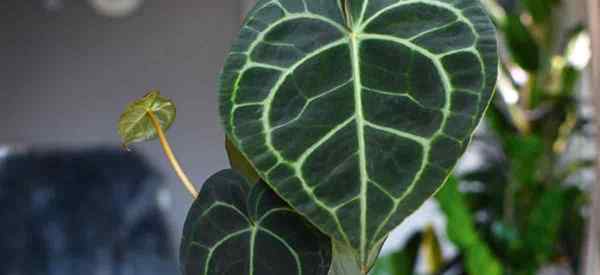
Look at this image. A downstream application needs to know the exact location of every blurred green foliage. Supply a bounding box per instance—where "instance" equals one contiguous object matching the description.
[372,0,592,274]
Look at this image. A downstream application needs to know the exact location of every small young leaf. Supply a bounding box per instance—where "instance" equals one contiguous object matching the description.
[117,91,176,147]
[180,169,332,275]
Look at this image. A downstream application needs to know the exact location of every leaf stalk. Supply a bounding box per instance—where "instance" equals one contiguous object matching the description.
[147,111,199,198]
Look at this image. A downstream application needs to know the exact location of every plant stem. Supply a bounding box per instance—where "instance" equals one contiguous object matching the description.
[147,111,199,198]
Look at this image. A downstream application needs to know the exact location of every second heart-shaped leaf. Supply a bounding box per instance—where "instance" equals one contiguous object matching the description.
[180,169,332,275]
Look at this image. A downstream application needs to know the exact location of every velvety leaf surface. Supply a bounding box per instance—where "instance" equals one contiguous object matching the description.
[219,0,498,267]
[180,169,332,275]
[117,91,176,147]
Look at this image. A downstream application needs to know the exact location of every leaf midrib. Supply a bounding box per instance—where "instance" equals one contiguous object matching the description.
[349,31,368,267]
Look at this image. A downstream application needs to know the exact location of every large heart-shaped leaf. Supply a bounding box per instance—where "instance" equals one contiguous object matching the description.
[180,169,332,275]
[219,0,498,268]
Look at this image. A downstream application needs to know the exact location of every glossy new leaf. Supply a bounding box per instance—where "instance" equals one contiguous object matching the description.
[180,169,332,275]
[220,0,498,268]
[117,91,176,147]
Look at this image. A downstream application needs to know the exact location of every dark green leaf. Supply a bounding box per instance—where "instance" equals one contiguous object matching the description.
[524,187,567,264]
[220,0,498,268]
[503,15,540,71]
[559,65,579,96]
[180,169,332,275]
[117,91,176,147]
[436,177,503,275]
[505,135,543,186]
[226,137,261,184]
[520,0,554,23]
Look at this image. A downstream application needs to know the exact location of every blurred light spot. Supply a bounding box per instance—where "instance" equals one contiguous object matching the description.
[156,187,172,210]
[459,180,485,193]
[88,0,144,18]
[457,146,484,173]
[509,66,528,85]
[43,0,64,11]
[475,210,490,223]
[520,13,533,25]
[552,56,566,70]
[0,146,10,160]
[498,71,520,105]
[566,32,591,70]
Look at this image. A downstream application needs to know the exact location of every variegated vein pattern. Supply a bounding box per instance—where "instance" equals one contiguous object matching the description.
[219,0,498,268]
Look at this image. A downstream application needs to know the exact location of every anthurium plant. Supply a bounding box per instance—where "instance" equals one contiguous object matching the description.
[118,0,498,274]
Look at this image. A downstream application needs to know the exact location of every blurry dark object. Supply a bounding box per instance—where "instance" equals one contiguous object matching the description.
[0,148,177,275]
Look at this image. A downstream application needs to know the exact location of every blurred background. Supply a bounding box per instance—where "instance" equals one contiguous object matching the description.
[1,0,599,275]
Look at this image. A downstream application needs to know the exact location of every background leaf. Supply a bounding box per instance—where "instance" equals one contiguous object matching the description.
[524,186,572,264]
[436,177,503,275]
[503,15,540,72]
[520,0,555,24]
